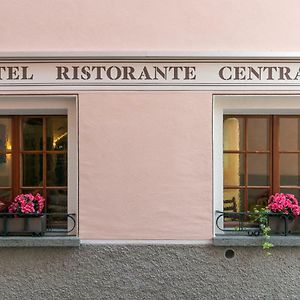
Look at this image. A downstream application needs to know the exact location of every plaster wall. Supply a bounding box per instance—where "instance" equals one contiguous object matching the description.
[79,92,212,239]
[0,0,299,52]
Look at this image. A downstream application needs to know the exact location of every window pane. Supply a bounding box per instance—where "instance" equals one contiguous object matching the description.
[22,117,43,150]
[21,189,43,197]
[248,118,269,151]
[224,189,244,212]
[248,154,270,186]
[223,154,244,186]
[279,117,300,151]
[248,189,270,212]
[223,117,244,151]
[47,117,67,151]
[22,154,43,186]
[0,154,11,187]
[0,118,12,153]
[0,189,11,208]
[47,154,67,186]
[47,189,67,230]
[280,188,300,200]
[280,154,300,186]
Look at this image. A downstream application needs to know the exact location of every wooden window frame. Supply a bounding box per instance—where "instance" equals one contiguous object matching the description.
[223,115,300,211]
[0,95,78,236]
[0,115,68,218]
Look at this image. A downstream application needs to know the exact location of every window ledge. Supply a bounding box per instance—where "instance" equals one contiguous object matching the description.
[213,235,300,247]
[0,236,80,247]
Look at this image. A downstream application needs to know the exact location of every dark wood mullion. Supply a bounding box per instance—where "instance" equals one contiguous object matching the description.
[269,115,273,197]
[43,117,47,212]
[21,186,67,189]
[21,151,43,154]
[280,186,300,189]
[224,150,270,154]
[272,116,280,194]
[277,151,300,154]
[44,186,68,189]
[244,117,248,211]
[12,116,21,199]
[224,186,270,189]
[277,116,300,193]
[19,150,67,154]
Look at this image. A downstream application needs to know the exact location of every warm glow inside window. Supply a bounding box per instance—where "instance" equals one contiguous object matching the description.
[0,116,68,229]
[223,115,300,215]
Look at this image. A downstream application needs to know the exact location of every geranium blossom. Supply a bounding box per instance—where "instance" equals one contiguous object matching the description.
[267,193,300,217]
[8,193,45,215]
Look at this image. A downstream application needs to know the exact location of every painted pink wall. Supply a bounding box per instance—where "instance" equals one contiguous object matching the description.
[0,1,299,52]
[79,92,212,239]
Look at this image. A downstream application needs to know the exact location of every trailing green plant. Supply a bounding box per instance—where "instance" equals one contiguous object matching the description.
[254,207,274,256]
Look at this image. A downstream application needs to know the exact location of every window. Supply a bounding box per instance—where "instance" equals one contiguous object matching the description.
[213,95,300,244]
[0,116,68,229]
[0,95,78,238]
[223,115,300,215]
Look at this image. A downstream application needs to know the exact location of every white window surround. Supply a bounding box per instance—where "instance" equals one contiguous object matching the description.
[213,94,300,236]
[0,95,78,237]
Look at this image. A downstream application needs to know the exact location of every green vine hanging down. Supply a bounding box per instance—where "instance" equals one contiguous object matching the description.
[254,208,274,255]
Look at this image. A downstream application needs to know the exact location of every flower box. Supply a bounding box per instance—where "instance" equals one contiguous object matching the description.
[0,215,46,236]
[269,215,300,235]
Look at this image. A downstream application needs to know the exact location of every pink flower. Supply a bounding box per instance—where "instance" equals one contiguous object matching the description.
[8,193,45,215]
[268,193,300,217]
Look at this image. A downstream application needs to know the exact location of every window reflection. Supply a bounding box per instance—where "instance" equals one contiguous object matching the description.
[22,154,43,187]
[47,117,67,151]
[47,189,67,230]
[0,154,12,187]
[223,118,244,212]
[47,154,67,186]
[223,154,244,186]
[223,117,244,151]
[279,117,300,151]
[224,116,270,213]
[22,117,43,150]
[0,118,12,164]
[248,118,269,151]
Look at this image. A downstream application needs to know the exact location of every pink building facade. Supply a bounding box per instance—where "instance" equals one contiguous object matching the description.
[0,1,300,299]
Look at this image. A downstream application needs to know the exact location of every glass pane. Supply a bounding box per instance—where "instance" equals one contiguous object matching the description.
[224,189,244,212]
[280,154,300,186]
[0,189,11,209]
[22,154,43,186]
[47,154,67,186]
[0,118,12,153]
[248,118,269,151]
[21,189,43,197]
[47,189,67,230]
[47,117,68,151]
[248,154,270,186]
[279,117,300,151]
[22,117,43,150]
[248,189,270,212]
[280,189,300,201]
[223,117,244,151]
[223,154,244,186]
[0,154,11,187]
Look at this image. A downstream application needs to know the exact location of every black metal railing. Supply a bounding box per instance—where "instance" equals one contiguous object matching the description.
[215,210,297,236]
[0,213,77,236]
[45,213,77,234]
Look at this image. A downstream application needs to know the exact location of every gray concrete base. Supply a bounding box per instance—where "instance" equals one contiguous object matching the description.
[0,236,80,247]
[0,244,299,299]
[213,235,300,246]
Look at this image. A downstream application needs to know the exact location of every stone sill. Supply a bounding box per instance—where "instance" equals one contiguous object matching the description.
[0,236,80,247]
[213,235,300,247]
